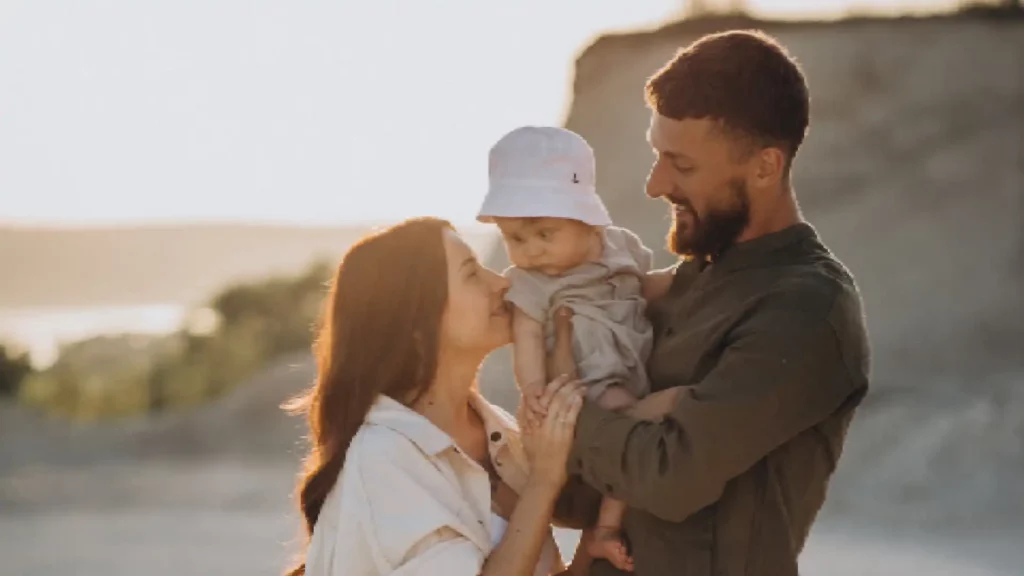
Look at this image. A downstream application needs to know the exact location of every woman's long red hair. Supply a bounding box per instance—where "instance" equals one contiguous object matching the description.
[284,217,452,575]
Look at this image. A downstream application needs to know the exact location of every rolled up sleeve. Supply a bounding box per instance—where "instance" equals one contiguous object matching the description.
[392,529,484,575]
[567,307,860,523]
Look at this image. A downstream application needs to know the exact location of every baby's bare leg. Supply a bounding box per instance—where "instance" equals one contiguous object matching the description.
[586,496,634,572]
[595,385,638,411]
[581,386,637,571]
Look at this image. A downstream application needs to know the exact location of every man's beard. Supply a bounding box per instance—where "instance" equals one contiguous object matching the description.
[668,179,751,262]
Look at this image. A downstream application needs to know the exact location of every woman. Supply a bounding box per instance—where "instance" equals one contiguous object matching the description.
[285,217,587,576]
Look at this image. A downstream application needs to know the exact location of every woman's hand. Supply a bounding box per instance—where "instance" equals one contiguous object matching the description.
[522,375,584,491]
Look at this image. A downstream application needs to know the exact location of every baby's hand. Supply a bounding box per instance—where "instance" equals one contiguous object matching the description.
[518,379,548,432]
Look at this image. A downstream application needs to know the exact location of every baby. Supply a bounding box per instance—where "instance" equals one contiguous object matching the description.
[477,126,674,572]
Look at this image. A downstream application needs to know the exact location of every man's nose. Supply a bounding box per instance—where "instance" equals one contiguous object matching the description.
[645,160,668,199]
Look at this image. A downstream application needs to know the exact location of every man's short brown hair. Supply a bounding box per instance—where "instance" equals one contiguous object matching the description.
[646,30,810,169]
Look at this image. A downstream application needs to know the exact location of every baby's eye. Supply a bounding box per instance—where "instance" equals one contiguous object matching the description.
[537,230,551,240]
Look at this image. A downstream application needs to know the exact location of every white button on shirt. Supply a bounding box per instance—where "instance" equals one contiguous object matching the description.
[304,391,562,576]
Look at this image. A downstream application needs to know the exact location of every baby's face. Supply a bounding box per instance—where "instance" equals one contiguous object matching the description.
[494,217,599,276]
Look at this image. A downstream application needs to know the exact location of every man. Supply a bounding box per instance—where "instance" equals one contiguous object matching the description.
[550,30,870,575]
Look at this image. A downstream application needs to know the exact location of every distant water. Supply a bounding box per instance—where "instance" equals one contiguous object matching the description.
[0,304,186,368]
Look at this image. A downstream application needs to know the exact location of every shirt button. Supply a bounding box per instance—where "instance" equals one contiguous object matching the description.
[490,431,502,442]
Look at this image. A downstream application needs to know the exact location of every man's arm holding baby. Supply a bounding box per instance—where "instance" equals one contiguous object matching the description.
[565,301,863,524]
[625,386,684,421]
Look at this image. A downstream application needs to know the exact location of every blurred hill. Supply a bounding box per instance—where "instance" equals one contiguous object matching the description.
[0,223,494,308]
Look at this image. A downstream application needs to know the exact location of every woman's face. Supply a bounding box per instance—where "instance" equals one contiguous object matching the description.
[439,228,512,357]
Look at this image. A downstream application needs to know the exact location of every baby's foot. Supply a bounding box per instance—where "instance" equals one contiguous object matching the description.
[586,526,634,572]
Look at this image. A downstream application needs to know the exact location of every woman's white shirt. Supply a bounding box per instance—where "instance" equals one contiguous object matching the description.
[304,392,561,576]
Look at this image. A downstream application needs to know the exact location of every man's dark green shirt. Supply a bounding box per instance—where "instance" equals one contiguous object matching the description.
[557,223,870,576]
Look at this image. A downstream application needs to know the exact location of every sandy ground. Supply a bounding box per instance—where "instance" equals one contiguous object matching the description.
[2,462,1021,576]
[4,510,1022,576]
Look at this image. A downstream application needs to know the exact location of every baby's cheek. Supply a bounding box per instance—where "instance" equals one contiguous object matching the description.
[505,245,527,267]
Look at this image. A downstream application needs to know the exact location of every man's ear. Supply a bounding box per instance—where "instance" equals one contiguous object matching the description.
[753,146,786,187]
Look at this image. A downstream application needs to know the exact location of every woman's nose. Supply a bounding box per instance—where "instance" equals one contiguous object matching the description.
[488,268,511,293]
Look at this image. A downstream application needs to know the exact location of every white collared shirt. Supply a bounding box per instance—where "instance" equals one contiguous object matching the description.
[304,392,561,576]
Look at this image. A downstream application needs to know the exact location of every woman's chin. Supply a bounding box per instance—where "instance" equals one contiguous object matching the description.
[487,315,513,348]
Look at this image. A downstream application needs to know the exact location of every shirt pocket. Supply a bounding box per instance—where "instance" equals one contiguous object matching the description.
[649,314,729,390]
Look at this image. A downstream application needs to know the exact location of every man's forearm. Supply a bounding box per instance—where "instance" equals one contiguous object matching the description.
[625,386,682,421]
[566,310,861,523]
[566,400,724,523]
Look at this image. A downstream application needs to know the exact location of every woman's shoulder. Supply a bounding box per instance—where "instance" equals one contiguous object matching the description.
[317,420,485,574]
[338,422,460,525]
[353,395,458,467]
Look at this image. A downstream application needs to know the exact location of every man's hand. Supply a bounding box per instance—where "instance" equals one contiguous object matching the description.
[546,306,578,381]
[626,386,684,421]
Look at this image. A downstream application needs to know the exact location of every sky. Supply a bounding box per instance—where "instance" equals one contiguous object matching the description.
[0,0,969,228]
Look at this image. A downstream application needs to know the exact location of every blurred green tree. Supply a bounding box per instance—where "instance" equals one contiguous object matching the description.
[0,343,32,398]
[146,260,331,413]
[19,260,332,420]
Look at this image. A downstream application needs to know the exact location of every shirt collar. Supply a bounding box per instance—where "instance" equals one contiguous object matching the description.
[365,394,454,456]
[712,222,818,275]
[365,391,522,458]
[469,391,519,449]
